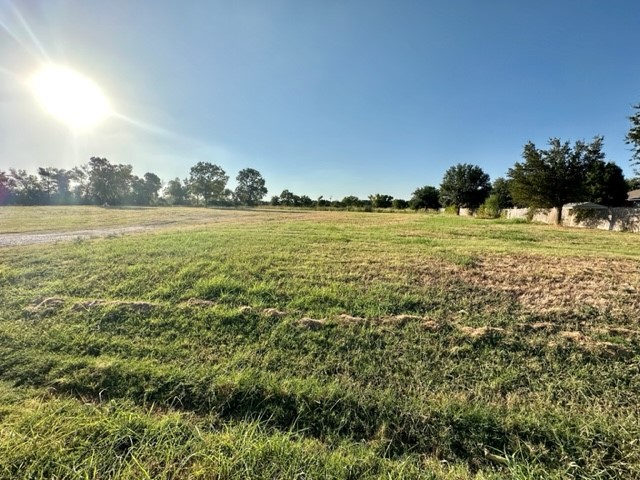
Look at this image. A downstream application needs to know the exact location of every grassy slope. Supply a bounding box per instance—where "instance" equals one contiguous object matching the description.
[0,207,639,479]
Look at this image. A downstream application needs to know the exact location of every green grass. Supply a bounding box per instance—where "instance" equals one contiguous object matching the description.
[0,207,639,478]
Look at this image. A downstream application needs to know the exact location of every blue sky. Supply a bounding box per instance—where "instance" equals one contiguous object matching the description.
[1,0,639,200]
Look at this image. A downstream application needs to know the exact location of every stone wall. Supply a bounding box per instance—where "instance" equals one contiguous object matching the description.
[503,206,640,232]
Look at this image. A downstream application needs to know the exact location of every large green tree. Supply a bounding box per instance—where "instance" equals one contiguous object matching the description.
[489,177,514,209]
[165,177,190,205]
[409,185,440,210]
[188,162,228,207]
[507,137,605,224]
[439,164,490,214]
[144,173,163,202]
[584,160,628,206]
[130,173,162,205]
[87,157,133,205]
[234,168,267,206]
[626,103,640,174]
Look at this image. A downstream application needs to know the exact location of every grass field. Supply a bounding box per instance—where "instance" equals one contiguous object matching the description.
[0,206,639,479]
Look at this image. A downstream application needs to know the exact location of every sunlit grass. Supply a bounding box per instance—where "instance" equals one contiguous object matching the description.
[0,207,639,478]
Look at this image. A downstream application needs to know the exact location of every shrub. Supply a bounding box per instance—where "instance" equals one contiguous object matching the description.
[477,194,501,218]
[443,205,458,215]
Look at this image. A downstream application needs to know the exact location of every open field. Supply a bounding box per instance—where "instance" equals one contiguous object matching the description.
[0,206,284,235]
[0,207,639,478]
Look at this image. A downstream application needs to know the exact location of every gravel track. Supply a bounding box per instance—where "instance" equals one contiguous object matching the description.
[0,226,152,247]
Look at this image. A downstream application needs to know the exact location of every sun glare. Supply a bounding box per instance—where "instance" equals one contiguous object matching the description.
[29,65,110,131]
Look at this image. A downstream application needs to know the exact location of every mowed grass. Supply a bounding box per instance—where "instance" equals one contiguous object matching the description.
[0,205,277,234]
[0,207,639,479]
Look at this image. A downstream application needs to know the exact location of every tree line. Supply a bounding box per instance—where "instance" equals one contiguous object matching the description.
[2,104,639,217]
[434,137,630,224]
[0,158,268,207]
[403,104,640,223]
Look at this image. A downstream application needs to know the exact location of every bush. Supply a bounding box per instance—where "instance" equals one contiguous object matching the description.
[476,194,501,218]
[443,205,458,215]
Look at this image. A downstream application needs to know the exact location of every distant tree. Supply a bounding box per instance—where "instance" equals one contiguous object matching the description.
[584,160,628,206]
[54,169,78,204]
[71,165,91,204]
[188,162,228,207]
[368,193,394,208]
[490,177,514,209]
[221,188,235,205]
[54,169,70,203]
[392,199,409,209]
[316,196,331,207]
[0,171,13,205]
[9,169,45,205]
[36,167,80,204]
[627,177,640,191]
[130,173,162,206]
[341,195,362,208]
[234,168,267,206]
[508,137,605,224]
[439,164,490,215]
[143,173,162,203]
[130,176,147,205]
[269,195,280,206]
[299,195,313,207]
[87,157,133,205]
[37,167,56,203]
[626,103,640,174]
[279,189,296,206]
[165,177,190,205]
[409,186,440,210]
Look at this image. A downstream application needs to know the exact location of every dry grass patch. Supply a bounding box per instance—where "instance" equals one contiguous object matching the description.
[184,298,217,307]
[295,317,325,330]
[593,326,640,337]
[462,254,640,316]
[407,253,640,317]
[556,331,631,358]
[71,299,156,313]
[23,297,66,317]
[516,322,557,332]
[337,314,366,323]
[389,314,423,323]
[25,297,65,312]
[457,325,506,339]
[421,320,440,331]
[263,308,287,318]
[334,313,431,326]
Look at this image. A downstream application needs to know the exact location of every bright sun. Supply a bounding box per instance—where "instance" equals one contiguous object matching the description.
[29,65,111,131]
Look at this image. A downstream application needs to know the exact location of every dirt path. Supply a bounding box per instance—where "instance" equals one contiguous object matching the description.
[0,226,152,247]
